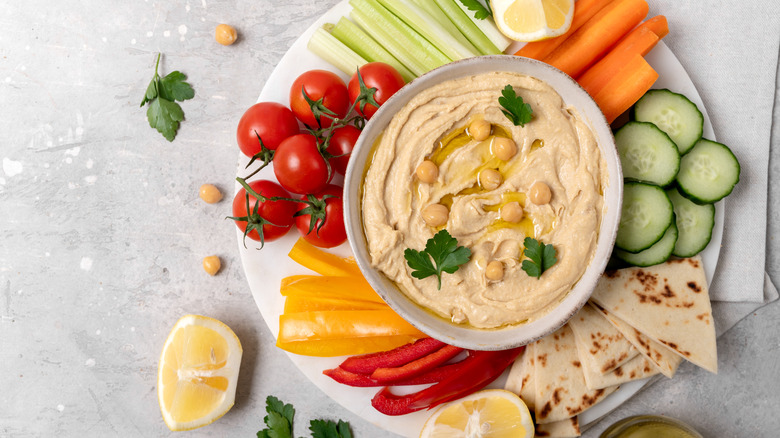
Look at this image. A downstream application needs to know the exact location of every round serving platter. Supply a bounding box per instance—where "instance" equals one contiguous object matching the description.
[235,2,723,436]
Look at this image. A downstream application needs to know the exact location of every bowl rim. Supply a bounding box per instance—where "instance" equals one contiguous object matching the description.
[344,55,623,350]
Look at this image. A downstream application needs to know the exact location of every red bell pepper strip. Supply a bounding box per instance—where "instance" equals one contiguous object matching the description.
[370,345,463,383]
[339,337,446,374]
[370,346,525,416]
[324,358,471,387]
[323,366,380,387]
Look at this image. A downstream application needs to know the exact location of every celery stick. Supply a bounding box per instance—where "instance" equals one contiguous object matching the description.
[453,0,512,52]
[377,0,479,61]
[350,0,450,73]
[433,0,501,55]
[308,27,368,76]
[349,8,426,76]
[330,17,415,82]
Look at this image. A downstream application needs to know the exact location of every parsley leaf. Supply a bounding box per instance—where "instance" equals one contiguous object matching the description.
[140,53,193,141]
[404,229,471,290]
[256,396,352,438]
[521,237,557,278]
[499,85,533,127]
[310,419,353,438]
[458,0,492,19]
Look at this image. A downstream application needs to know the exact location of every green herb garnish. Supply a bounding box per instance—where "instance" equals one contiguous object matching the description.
[140,53,194,141]
[404,229,472,290]
[256,396,352,438]
[458,0,493,19]
[521,237,557,278]
[499,85,533,127]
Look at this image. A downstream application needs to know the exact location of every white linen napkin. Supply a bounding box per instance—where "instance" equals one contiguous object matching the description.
[645,1,779,304]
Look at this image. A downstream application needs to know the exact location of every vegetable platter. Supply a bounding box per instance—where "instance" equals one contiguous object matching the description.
[235,1,724,435]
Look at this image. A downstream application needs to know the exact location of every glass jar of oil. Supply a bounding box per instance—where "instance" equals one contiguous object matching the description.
[600,415,703,438]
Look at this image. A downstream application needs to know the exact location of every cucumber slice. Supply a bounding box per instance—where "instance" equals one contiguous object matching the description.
[676,138,741,204]
[615,221,677,267]
[615,121,680,186]
[634,89,703,154]
[615,182,674,253]
[667,187,715,258]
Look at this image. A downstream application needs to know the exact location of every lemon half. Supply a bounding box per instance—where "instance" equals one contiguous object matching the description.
[491,0,574,42]
[419,389,534,438]
[157,314,243,431]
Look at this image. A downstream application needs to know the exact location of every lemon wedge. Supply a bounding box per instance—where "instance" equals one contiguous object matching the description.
[490,0,574,42]
[419,389,534,438]
[157,314,243,431]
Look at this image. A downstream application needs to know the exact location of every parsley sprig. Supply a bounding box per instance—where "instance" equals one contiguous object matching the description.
[499,85,533,127]
[404,229,472,290]
[521,237,557,278]
[458,0,493,19]
[140,53,194,141]
[257,396,352,438]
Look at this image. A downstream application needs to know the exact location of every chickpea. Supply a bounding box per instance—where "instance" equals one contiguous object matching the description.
[492,137,517,161]
[199,183,223,204]
[479,169,502,191]
[485,260,504,281]
[468,119,491,141]
[500,201,524,223]
[422,204,449,227]
[215,24,238,46]
[202,255,221,276]
[416,160,439,184]
[529,181,552,205]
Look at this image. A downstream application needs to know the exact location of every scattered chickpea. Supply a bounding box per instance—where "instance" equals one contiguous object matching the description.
[468,119,491,141]
[485,260,504,281]
[214,24,238,46]
[202,255,221,276]
[199,183,223,204]
[416,160,439,184]
[422,203,449,227]
[529,181,552,205]
[492,137,517,161]
[500,201,524,223]
[479,169,502,191]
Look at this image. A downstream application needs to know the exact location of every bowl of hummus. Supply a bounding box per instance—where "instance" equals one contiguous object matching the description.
[344,55,622,350]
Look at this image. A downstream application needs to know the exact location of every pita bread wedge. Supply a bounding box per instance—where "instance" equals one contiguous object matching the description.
[590,257,717,373]
[535,416,580,437]
[568,302,639,376]
[594,304,683,378]
[584,353,659,390]
[534,325,618,424]
[505,342,536,410]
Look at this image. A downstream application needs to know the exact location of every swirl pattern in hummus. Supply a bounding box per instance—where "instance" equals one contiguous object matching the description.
[362,72,607,329]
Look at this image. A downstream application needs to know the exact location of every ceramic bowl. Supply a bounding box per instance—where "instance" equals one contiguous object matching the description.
[343,55,622,350]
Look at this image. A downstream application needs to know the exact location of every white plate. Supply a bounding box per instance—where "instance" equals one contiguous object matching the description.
[236,2,723,436]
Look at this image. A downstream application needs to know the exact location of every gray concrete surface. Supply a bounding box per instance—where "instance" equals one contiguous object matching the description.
[1,1,778,437]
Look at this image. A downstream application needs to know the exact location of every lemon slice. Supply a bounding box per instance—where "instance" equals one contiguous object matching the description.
[491,0,574,42]
[157,314,243,431]
[419,389,534,438]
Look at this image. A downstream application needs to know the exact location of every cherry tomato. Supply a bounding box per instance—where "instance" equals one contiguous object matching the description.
[295,184,347,248]
[289,70,349,128]
[231,180,298,246]
[348,62,405,120]
[326,125,361,176]
[274,134,331,195]
[236,102,300,158]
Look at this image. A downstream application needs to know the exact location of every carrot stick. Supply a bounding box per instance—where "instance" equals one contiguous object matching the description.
[514,0,614,60]
[641,15,669,38]
[577,22,663,96]
[592,55,658,123]
[543,0,649,78]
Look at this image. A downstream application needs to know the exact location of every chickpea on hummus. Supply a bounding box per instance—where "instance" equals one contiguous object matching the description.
[362,71,607,329]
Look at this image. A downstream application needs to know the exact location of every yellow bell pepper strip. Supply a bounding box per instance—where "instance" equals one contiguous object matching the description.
[283,295,388,313]
[280,274,312,288]
[276,310,426,357]
[288,238,362,277]
[280,275,385,304]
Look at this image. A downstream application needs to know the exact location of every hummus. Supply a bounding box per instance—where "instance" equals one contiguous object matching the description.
[362,71,607,329]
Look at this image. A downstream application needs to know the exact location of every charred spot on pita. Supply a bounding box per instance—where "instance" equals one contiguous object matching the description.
[687,281,702,293]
